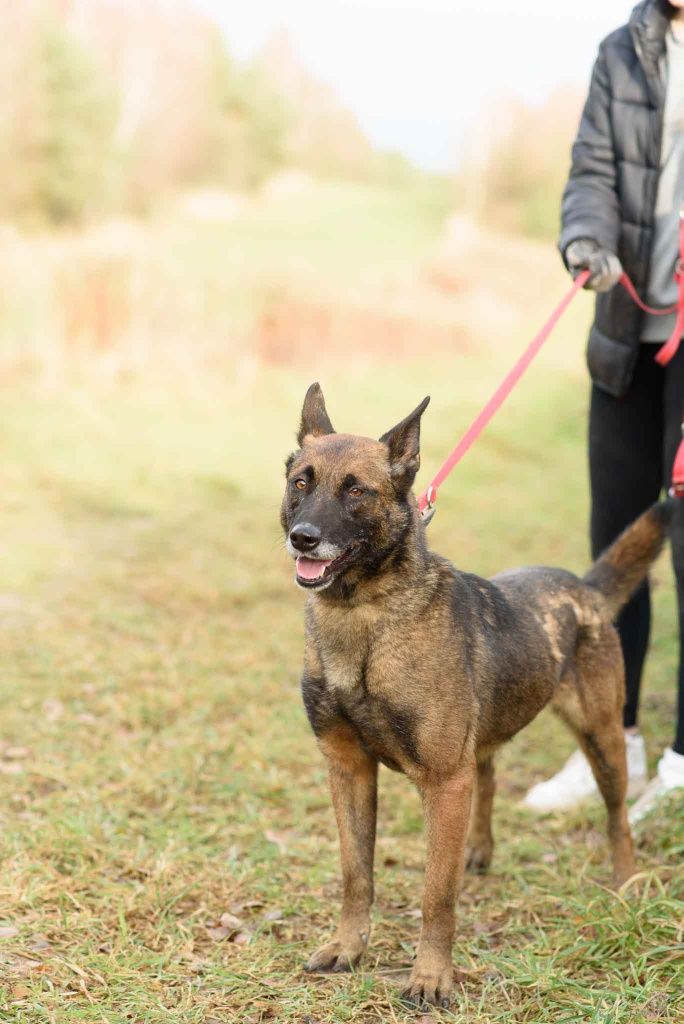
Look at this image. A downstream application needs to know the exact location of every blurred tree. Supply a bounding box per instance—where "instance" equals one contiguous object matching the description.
[0,8,42,222]
[458,89,582,241]
[32,21,119,224]
[255,29,374,181]
[0,1,427,226]
[199,33,291,191]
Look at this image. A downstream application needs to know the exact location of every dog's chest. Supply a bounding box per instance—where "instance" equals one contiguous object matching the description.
[315,625,419,771]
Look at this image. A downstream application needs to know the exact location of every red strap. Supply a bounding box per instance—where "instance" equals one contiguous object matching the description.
[654,211,684,366]
[655,267,684,366]
[628,216,684,491]
[619,273,678,316]
[417,269,590,514]
[672,435,684,498]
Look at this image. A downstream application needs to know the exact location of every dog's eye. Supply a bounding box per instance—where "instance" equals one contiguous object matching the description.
[293,478,307,491]
[348,486,364,498]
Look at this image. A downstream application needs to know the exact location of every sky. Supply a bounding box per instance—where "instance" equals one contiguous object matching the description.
[195,0,636,170]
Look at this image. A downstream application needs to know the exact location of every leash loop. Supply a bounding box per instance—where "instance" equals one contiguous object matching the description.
[645,206,684,368]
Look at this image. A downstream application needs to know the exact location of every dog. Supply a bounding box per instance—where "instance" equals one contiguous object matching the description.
[280,382,672,1008]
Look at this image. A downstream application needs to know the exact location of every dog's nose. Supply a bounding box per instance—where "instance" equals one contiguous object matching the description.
[290,523,321,552]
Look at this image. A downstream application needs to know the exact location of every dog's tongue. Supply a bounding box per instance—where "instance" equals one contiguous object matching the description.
[296,557,333,581]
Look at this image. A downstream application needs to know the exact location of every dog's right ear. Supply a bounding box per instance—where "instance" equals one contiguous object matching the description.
[297,382,336,447]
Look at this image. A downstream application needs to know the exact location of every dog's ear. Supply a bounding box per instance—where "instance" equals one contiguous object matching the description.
[379,396,430,490]
[298,382,336,447]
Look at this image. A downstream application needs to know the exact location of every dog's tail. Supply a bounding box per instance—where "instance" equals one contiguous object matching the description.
[583,499,675,619]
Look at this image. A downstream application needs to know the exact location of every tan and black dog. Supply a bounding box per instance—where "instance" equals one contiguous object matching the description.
[281,382,672,1008]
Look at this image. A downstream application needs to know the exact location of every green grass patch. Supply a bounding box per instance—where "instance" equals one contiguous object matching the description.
[0,189,682,1020]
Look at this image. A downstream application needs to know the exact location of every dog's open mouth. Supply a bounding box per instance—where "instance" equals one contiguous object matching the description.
[295,547,355,588]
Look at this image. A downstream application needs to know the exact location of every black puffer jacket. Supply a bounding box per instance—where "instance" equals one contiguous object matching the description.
[559,0,674,396]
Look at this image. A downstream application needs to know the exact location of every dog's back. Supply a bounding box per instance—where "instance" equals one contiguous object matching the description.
[477,500,673,750]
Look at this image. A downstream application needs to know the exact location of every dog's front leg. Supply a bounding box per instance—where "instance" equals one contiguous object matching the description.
[305,724,378,973]
[404,766,474,1008]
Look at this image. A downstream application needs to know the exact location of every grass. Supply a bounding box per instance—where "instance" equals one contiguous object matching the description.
[0,179,452,380]
[0,185,683,1022]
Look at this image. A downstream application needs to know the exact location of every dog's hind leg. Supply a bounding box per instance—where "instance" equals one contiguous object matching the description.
[466,755,495,873]
[305,723,378,973]
[577,720,635,886]
[553,627,635,887]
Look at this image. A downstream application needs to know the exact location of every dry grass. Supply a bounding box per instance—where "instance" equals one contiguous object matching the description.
[0,182,579,390]
[0,185,682,1022]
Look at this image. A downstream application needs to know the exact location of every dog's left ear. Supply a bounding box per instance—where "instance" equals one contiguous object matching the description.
[379,396,430,490]
[298,382,336,447]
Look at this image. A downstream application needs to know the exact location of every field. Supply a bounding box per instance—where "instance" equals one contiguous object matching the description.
[0,183,683,1023]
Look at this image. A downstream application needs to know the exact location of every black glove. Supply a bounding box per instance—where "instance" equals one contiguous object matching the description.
[565,239,623,293]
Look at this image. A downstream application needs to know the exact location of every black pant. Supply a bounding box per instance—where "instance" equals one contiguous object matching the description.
[590,342,684,755]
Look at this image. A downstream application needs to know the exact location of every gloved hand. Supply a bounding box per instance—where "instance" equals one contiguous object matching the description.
[565,238,623,293]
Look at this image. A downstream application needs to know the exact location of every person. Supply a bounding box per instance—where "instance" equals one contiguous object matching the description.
[523,0,684,822]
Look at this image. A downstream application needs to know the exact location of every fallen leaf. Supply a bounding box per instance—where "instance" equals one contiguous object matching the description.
[262,908,284,922]
[0,925,19,938]
[454,968,473,983]
[219,912,243,932]
[645,993,669,1021]
[6,956,41,975]
[3,746,29,760]
[230,899,263,913]
[10,983,30,1001]
[42,698,64,722]
[264,830,289,854]
[232,930,251,945]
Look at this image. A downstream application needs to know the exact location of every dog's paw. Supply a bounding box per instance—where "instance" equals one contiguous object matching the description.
[465,842,492,874]
[401,963,453,1009]
[304,936,366,973]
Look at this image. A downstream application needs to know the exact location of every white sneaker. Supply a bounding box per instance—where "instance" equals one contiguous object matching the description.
[628,747,684,825]
[521,732,648,813]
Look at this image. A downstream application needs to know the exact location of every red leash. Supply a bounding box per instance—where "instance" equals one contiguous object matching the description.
[618,273,678,318]
[621,207,684,368]
[672,433,684,499]
[418,218,684,519]
[417,269,590,519]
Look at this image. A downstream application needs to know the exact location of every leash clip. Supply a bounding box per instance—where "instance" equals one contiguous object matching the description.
[420,485,436,526]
